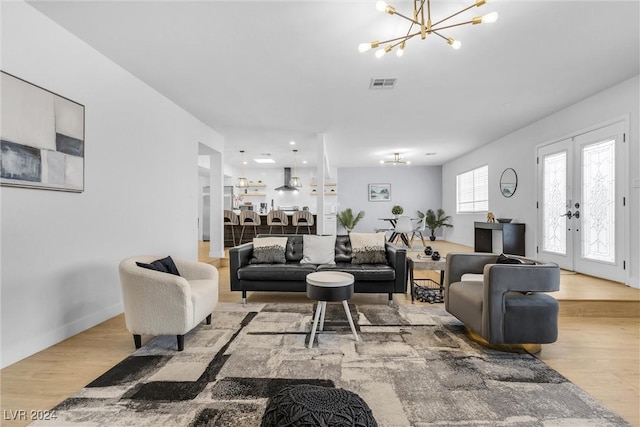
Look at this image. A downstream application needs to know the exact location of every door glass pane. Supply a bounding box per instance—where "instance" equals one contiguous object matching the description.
[543,152,567,254]
[582,139,615,262]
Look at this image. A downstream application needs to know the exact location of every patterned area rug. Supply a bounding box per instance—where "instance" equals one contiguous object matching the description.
[33,303,630,426]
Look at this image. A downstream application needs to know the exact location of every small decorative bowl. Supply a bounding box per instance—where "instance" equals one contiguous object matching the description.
[497,218,512,223]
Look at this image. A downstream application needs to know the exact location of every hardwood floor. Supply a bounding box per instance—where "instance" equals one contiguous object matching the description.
[1,241,638,426]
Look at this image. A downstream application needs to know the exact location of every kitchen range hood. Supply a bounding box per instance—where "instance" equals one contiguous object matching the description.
[275,167,299,191]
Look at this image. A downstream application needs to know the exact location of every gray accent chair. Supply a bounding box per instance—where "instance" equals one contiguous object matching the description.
[444,253,560,346]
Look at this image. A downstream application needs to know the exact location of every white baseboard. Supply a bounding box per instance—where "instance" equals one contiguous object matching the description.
[1,302,124,369]
[209,249,225,258]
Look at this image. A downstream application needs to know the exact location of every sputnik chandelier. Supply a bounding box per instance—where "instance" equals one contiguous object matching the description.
[359,0,499,58]
[381,153,410,166]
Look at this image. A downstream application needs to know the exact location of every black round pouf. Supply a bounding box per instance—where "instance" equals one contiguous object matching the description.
[261,384,378,427]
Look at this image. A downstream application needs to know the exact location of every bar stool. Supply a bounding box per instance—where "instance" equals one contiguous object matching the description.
[267,210,289,234]
[223,210,240,246]
[292,210,314,234]
[239,211,261,244]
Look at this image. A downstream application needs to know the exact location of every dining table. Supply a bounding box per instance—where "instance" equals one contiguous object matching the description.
[378,217,416,247]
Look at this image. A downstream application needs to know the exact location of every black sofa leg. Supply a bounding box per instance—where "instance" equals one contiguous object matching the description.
[242,291,247,305]
[133,334,142,349]
[206,314,212,325]
[388,293,394,306]
[177,335,185,351]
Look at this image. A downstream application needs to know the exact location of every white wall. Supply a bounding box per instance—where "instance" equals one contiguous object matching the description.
[337,166,443,235]
[442,75,639,287]
[0,2,224,367]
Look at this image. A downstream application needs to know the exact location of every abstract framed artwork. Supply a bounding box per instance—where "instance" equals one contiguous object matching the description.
[1,71,85,192]
[368,183,391,201]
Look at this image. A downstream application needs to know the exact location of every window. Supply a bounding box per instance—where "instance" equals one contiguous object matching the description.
[456,165,488,213]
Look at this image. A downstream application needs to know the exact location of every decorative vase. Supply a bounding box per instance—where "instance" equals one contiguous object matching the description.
[431,251,441,261]
[429,236,436,241]
[424,246,433,256]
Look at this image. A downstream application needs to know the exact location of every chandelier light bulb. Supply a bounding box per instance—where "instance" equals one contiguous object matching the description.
[482,11,499,23]
[358,43,372,53]
[375,49,386,58]
[375,1,388,12]
[447,38,462,49]
[396,42,405,56]
[375,1,395,14]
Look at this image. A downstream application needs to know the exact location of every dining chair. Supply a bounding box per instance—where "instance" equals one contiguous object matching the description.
[292,210,314,234]
[223,210,240,246]
[411,218,427,247]
[392,216,413,248]
[267,210,289,234]
[239,210,261,244]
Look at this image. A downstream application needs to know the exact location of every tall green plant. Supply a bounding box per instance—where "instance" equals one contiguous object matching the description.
[423,208,453,240]
[337,208,365,233]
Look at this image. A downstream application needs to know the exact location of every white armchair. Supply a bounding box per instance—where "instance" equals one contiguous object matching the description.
[118,256,219,351]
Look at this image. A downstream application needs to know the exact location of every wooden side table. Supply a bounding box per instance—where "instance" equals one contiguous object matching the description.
[407,253,446,303]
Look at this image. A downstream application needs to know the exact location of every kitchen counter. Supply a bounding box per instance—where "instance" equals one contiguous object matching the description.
[232,210,316,216]
[224,213,317,247]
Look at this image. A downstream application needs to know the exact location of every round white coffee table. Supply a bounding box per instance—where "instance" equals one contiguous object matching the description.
[306,271,359,348]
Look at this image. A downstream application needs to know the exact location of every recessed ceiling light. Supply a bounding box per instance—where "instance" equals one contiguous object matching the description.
[302,160,307,164]
[289,141,296,145]
[253,158,275,164]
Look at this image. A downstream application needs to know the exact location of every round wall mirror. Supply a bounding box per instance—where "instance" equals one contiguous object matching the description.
[500,168,517,198]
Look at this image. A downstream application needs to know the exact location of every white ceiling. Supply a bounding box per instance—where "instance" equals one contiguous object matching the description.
[29,0,640,169]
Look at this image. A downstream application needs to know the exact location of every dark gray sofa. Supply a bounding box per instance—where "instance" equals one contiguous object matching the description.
[229,234,407,304]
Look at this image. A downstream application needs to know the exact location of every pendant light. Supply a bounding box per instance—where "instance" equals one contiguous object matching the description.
[236,150,248,188]
[289,149,302,188]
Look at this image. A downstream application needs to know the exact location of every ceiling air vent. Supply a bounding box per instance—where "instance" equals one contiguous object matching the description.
[370,78,397,90]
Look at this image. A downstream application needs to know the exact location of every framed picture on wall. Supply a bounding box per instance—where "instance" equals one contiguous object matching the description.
[1,71,85,192]
[368,183,391,201]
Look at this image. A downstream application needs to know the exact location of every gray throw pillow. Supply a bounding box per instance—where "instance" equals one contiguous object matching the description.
[250,237,288,264]
[349,232,387,265]
[300,235,336,265]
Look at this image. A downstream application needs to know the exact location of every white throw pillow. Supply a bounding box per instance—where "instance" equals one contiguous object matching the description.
[461,273,484,282]
[300,235,336,265]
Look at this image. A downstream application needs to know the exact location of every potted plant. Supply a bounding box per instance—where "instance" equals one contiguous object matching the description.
[337,208,365,233]
[424,208,453,241]
[391,205,404,217]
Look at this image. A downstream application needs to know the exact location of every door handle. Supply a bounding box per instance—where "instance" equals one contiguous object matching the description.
[561,210,573,219]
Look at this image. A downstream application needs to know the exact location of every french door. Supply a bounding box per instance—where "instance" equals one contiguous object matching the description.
[537,121,627,283]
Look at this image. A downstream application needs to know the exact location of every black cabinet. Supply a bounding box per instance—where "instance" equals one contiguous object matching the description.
[474,222,526,256]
